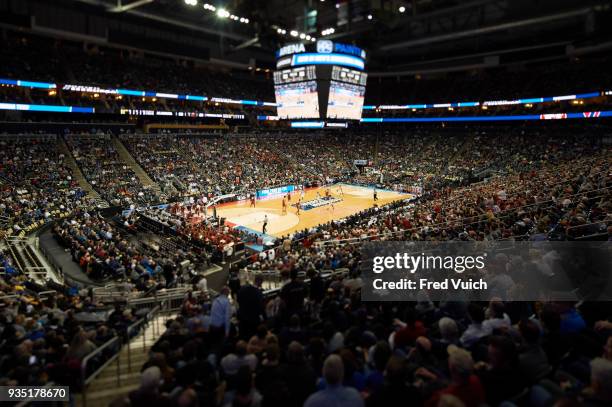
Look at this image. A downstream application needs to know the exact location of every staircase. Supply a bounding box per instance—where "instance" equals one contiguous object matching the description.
[75,312,172,407]
[111,136,158,188]
[57,138,109,208]
[111,136,162,197]
[4,237,51,284]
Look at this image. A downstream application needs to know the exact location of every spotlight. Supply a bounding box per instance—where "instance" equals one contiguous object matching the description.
[290,30,298,37]
[367,14,372,20]
[311,37,316,42]
[399,6,405,13]
[184,0,197,5]
[216,8,230,18]
[305,35,311,40]
[277,28,283,34]
[299,33,306,39]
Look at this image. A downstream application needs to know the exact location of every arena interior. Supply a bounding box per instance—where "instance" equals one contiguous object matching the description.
[0,1,611,406]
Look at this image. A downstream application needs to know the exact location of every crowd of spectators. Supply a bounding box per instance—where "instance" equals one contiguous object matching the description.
[0,111,610,407]
[0,255,147,388]
[3,30,612,122]
[0,137,94,237]
[64,134,160,207]
[0,31,273,103]
[2,19,612,407]
[117,267,612,407]
[96,128,609,407]
[51,209,204,287]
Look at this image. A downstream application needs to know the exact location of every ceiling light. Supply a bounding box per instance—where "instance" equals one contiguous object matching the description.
[367,14,372,20]
[399,6,406,13]
[305,35,311,40]
[299,33,306,39]
[290,30,298,37]
[216,9,230,18]
[184,0,197,6]
[277,28,283,34]
[311,37,316,42]
[244,18,249,23]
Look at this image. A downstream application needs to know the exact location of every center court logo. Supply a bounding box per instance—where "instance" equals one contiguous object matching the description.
[317,40,333,54]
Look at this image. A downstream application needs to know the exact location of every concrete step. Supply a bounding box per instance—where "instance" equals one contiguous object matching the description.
[111,136,159,188]
[117,352,149,367]
[78,314,174,407]
[76,383,139,407]
[88,371,141,391]
[57,137,103,200]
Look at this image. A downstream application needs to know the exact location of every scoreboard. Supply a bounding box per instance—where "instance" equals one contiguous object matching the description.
[273,40,367,121]
[331,66,367,86]
[273,66,317,84]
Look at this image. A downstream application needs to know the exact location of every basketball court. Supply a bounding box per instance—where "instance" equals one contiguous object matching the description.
[217,183,413,238]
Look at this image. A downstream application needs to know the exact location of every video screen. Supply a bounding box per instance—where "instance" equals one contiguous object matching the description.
[326,81,366,120]
[273,66,317,84]
[274,81,320,119]
[331,66,368,86]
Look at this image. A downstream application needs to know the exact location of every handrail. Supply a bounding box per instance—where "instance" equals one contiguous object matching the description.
[565,220,610,230]
[81,336,121,386]
[79,304,163,407]
[0,294,19,301]
[125,305,160,372]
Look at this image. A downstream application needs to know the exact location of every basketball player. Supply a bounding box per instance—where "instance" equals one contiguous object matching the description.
[281,196,287,215]
[316,191,321,200]
[300,188,305,201]
[296,200,301,216]
[287,191,291,202]
[262,214,268,234]
[337,185,344,197]
[250,194,256,208]
[373,189,378,202]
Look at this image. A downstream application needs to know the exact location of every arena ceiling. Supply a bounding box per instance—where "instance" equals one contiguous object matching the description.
[9,0,612,73]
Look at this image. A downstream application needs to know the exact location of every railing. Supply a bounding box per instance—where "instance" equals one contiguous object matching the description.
[125,306,161,372]
[92,283,141,304]
[80,336,122,407]
[0,294,19,302]
[79,303,164,407]
[128,287,195,315]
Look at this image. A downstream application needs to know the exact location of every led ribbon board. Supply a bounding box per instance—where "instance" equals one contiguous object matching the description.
[291,53,365,70]
[364,92,603,110]
[360,111,611,122]
[0,102,94,113]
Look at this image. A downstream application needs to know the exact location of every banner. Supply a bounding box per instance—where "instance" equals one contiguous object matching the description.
[256,185,300,199]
